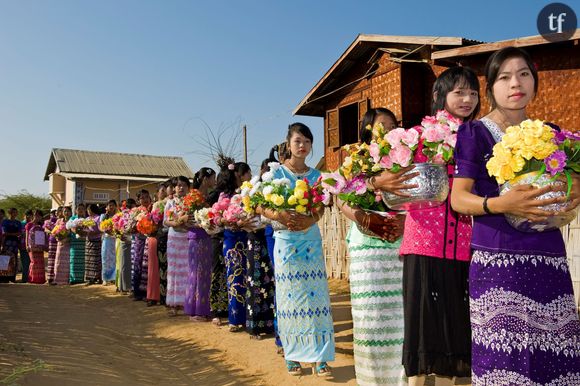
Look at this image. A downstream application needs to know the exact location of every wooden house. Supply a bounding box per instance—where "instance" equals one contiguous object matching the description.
[295,31,580,294]
[44,148,194,209]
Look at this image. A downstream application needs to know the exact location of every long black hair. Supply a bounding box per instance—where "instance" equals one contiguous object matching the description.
[432,66,480,121]
[208,155,237,204]
[360,108,397,144]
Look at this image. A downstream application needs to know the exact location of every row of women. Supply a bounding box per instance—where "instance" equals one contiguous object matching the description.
[2,45,579,385]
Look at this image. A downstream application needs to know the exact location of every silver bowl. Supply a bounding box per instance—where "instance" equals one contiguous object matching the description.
[500,172,578,232]
[381,163,449,211]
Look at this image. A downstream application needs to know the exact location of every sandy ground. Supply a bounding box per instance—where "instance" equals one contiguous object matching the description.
[0,279,357,386]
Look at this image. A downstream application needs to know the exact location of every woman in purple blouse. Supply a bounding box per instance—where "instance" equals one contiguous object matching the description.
[451,47,580,385]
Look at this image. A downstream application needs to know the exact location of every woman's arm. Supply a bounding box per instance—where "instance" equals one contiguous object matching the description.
[451,177,566,222]
[337,198,404,242]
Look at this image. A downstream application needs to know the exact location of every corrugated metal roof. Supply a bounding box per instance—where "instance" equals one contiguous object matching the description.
[44,148,195,181]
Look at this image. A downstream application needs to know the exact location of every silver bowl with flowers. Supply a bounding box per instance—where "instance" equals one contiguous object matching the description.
[500,171,578,232]
[381,163,449,211]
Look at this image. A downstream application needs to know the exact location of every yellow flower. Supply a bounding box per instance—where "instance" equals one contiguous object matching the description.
[293,188,306,199]
[264,193,272,202]
[299,198,309,206]
[287,196,297,205]
[486,143,525,184]
[295,180,307,189]
[272,195,285,207]
[295,205,307,214]
[241,181,253,190]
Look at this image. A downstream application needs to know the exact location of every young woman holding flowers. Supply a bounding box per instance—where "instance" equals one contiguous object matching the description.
[100,200,118,285]
[68,203,87,284]
[146,182,167,306]
[85,204,102,285]
[451,47,580,385]
[184,167,216,321]
[0,208,21,283]
[219,162,250,332]
[25,210,47,284]
[244,162,276,341]
[53,206,73,285]
[131,190,152,301]
[336,107,407,386]
[370,67,480,386]
[157,179,175,304]
[117,198,136,293]
[45,207,61,284]
[258,123,334,377]
[164,176,194,316]
[207,163,234,326]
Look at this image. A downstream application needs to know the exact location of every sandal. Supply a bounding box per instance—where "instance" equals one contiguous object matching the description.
[286,360,302,376]
[315,362,332,377]
[167,308,178,317]
[228,325,242,333]
[212,317,222,326]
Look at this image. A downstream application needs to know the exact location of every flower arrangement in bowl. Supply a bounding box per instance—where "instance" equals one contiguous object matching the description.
[66,218,90,238]
[99,218,116,236]
[380,110,459,210]
[486,119,579,232]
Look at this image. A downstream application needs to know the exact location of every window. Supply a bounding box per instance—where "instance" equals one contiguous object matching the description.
[339,103,359,146]
[93,192,110,201]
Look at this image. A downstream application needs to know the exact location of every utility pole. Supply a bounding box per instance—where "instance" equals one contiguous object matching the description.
[243,124,248,163]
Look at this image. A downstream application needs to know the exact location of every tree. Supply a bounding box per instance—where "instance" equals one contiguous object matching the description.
[0,191,52,217]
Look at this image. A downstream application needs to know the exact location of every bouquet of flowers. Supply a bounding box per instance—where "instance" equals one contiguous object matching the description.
[136,214,158,236]
[151,201,166,225]
[43,219,56,235]
[99,218,115,236]
[51,220,70,241]
[66,217,89,238]
[486,119,579,184]
[243,162,325,215]
[320,172,387,212]
[413,110,463,164]
[486,119,580,231]
[166,190,206,224]
[125,207,148,234]
[111,211,130,238]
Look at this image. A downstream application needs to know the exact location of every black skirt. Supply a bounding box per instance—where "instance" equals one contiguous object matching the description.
[402,254,471,378]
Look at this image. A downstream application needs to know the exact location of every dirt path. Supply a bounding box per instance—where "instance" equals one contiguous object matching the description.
[0,282,356,386]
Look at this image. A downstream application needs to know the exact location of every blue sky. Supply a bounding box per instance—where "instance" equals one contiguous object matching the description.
[0,0,561,195]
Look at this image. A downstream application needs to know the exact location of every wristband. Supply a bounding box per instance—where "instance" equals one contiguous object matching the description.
[482,196,493,215]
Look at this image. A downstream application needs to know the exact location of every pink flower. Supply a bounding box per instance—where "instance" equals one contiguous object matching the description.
[421,115,438,128]
[385,128,405,147]
[422,126,444,143]
[432,153,445,164]
[369,142,380,163]
[444,133,457,147]
[321,172,346,195]
[390,145,412,167]
[379,155,393,169]
[401,128,419,147]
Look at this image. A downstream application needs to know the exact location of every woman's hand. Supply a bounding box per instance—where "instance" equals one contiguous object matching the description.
[358,212,405,242]
[553,174,580,213]
[370,166,419,197]
[286,211,317,231]
[493,184,566,222]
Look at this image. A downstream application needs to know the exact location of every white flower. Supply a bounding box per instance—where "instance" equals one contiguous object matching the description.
[240,187,251,197]
[249,181,261,196]
[250,175,261,185]
[261,171,273,182]
[273,178,290,187]
[262,185,274,195]
[268,162,281,172]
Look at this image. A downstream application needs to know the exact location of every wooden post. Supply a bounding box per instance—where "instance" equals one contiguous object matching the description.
[243,125,248,163]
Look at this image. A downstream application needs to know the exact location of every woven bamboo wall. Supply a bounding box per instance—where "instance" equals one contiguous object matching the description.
[319,202,351,279]
[563,215,580,309]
